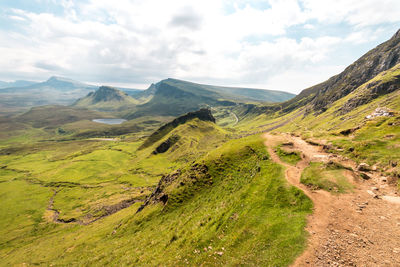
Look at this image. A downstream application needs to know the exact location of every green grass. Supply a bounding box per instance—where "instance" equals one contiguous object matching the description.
[275,144,302,165]
[0,135,312,266]
[0,180,53,251]
[300,162,354,193]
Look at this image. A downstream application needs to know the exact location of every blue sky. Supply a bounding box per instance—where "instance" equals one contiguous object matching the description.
[0,0,399,93]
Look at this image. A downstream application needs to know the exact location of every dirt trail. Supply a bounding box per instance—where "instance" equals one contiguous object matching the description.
[262,133,400,266]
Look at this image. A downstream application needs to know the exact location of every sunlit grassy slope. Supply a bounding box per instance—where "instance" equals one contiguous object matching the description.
[0,135,312,266]
[237,64,400,178]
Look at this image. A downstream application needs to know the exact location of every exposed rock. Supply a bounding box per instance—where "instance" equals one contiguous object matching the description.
[279,29,400,114]
[152,135,180,154]
[357,163,371,171]
[359,173,371,180]
[136,163,211,213]
[340,127,360,136]
[136,170,182,213]
[365,107,395,120]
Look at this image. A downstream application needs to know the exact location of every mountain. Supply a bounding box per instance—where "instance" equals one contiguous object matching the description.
[125,78,295,119]
[0,76,96,111]
[0,76,141,113]
[133,78,294,103]
[0,80,36,89]
[73,86,138,111]
[278,29,400,114]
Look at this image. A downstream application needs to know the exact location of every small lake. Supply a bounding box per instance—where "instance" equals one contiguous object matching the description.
[92,118,127,125]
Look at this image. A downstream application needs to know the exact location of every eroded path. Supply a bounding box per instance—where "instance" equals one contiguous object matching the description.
[263,133,400,266]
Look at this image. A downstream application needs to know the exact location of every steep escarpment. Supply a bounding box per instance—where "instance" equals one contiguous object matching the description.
[338,63,400,114]
[280,29,400,114]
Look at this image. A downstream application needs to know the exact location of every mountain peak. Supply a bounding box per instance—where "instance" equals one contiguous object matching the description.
[91,86,128,103]
[46,76,76,83]
[44,76,90,89]
[393,28,400,39]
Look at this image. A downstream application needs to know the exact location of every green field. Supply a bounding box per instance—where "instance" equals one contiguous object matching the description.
[0,129,312,266]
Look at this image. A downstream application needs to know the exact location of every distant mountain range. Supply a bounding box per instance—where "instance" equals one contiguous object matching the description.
[0,76,142,112]
[0,76,294,115]
[73,78,295,118]
[0,80,36,89]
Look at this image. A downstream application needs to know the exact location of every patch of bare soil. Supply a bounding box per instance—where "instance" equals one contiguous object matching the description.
[262,133,400,266]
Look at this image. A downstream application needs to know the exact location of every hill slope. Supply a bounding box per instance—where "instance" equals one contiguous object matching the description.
[139,108,216,150]
[73,86,138,111]
[278,29,400,114]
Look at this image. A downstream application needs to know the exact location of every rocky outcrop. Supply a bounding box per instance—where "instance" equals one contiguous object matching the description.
[279,29,400,114]
[136,163,211,213]
[152,135,180,154]
[339,76,400,114]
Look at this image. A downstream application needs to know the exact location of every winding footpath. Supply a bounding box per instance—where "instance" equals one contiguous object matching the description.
[262,133,400,266]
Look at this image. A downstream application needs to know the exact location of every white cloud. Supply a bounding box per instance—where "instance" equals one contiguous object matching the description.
[0,0,399,93]
[302,0,400,27]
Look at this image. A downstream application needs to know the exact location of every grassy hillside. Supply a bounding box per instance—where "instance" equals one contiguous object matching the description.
[0,135,311,266]
[73,86,139,112]
[239,63,400,180]
[139,108,216,149]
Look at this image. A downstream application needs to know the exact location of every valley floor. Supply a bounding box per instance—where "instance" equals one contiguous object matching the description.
[263,133,400,266]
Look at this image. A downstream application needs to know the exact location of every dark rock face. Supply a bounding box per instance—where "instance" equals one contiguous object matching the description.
[136,163,211,213]
[280,29,400,114]
[91,86,128,103]
[152,135,180,154]
[136,169,182,213]
[339,75,400,114]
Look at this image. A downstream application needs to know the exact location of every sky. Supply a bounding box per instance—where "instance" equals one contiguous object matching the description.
[0,0,399,93]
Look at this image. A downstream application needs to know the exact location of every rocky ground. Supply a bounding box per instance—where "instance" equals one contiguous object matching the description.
[263,133,400,266]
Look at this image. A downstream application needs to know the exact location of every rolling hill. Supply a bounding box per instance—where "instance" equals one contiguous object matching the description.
[125,78,295,119]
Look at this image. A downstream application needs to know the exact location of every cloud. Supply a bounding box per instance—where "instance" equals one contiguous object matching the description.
[0,0,399,93]
[169,7,203,30]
